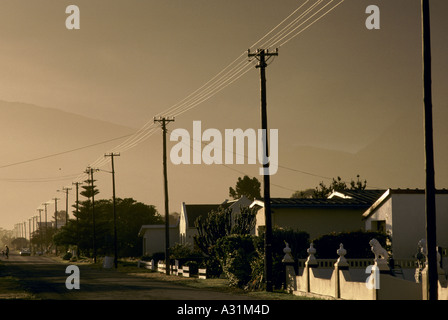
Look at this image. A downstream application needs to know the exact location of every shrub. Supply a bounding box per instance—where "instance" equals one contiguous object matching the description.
[253,227,310,290]
[215,234,258,288]
[312,230,391,259]
[169,243,202,261]
[183,261,198,275]
[62,252,73,260]
[149,251,165,263]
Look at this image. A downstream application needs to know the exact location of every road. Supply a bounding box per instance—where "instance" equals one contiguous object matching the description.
[0,252,254,301]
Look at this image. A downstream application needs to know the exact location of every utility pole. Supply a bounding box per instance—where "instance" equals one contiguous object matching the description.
[42,202,49,252]
[105,152,120,269]
[73,182,82,258]
[53,198,59,255]
[37,209,43,253]
[421,0,438,301]
[248,48,278,292]
[62,187,72,225]
[86,167,99,263]
[154,116,175,275]
[28,218,31,248]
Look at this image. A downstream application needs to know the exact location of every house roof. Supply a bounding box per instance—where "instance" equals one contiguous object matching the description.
[328,189,386,205]
[251,189,386,210]
[138,219,180,236]
[184,203,231,227]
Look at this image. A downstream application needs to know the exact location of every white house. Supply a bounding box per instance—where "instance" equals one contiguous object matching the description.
[138,219,179,256]
[363,188,448,259]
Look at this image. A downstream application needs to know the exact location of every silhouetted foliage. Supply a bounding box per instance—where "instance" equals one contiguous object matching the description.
[312,230,391,259]
[54,194,163,258]
[229,175,261,200]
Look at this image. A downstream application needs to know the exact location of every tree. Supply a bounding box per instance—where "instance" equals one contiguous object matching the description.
[194,205,256,276]
[54,196,163,258]
[291,188,314,199]
[292,175,367,199]
[229,175,261,200]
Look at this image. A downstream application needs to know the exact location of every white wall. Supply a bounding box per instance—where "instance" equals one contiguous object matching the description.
[366,193,448,259]
[142,225,179,256]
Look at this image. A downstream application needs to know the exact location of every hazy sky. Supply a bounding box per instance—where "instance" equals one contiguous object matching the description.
[0,0,447,230]
[1,1,446,131]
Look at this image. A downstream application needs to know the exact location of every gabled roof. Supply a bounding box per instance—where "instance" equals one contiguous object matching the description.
[184,204,221,227]
[183,202,232,228]
[138,219,180,236]
[183,197,252,228]
[251,189,386,210]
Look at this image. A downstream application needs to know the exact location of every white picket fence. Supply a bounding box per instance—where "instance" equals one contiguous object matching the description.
[137,259,207,279]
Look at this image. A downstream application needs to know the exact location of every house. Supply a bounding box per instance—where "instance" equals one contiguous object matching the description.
[363,188,448,259]
[138,219,180,256]
[179,196,253,246]
[250,189,385,239]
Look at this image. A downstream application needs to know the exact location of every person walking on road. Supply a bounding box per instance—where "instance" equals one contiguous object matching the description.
[5,245,9,259]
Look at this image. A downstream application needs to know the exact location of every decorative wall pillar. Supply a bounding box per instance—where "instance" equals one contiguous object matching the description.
[304,243,318,292]
[334,243,349,299]
[282,242,297,293]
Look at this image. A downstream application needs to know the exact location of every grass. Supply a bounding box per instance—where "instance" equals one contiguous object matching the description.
[116,259,317,300]
[3,255,318,300]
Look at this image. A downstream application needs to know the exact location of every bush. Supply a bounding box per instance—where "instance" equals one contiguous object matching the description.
[312,230,391,259]
[62,252,73,260]
[253,227,310,290]
[215,234,258,288]
[169,243,202,261]
[148,251,165,263]
[183,261,198,275]
[271,227,310,259]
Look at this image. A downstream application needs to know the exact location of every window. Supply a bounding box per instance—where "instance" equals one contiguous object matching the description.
[372,220,386,233]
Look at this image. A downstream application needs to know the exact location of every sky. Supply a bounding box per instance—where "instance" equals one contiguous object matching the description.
[0,0,447,231]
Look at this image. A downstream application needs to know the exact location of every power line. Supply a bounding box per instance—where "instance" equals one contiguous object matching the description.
[0,133,133,170]
[14,1,347,227]
[80,0,345,169]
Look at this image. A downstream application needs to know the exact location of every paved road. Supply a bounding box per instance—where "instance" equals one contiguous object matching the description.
[0,252,253,300]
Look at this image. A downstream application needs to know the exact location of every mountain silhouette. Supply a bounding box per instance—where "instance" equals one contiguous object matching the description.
[0,100,447,230]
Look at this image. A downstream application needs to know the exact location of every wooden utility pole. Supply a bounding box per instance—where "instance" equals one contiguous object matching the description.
[42,202,49,250]
[105,152,121,269]
[248,48,278,292]
[86,167,99,263]
[154,116,175,275]
[37,209,43,253]
[421,0,438,300]
[72,182,82,258]
[53,197,59,255]
[62,187,72,225]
